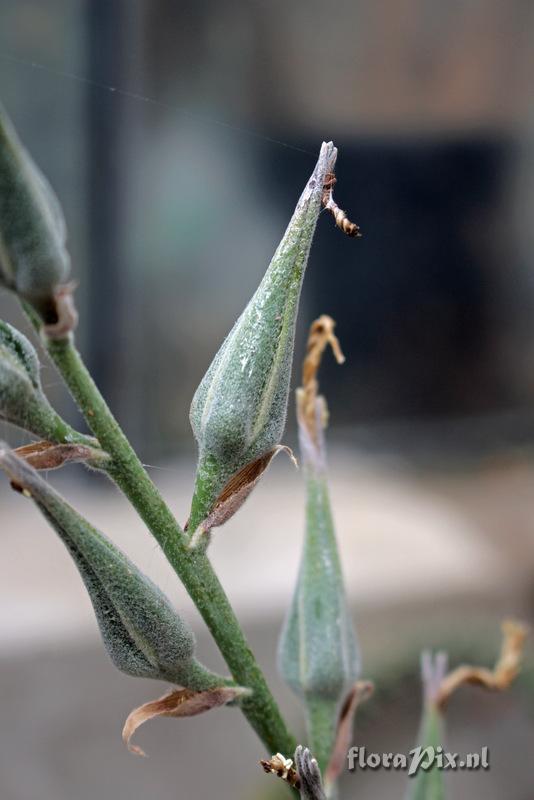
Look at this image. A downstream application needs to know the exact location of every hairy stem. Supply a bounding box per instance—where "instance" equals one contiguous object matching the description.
[306,696,338,774]
[43,334,295,756]
[186,452,220,535]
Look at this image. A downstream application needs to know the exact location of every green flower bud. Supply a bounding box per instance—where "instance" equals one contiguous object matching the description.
[278,470,360,772]
[188,141,338,536]
[0,446,222,690]
[0,319,73,441]
[0,102,70,321]
[278,317,359,772]
[279,475,359,701]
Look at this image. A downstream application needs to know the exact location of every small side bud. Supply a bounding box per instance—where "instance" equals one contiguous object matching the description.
[0,446,223,690]
[187,142,338,535]
[407,622,528,800]
[0,102,74,330]
[0,319,74,441]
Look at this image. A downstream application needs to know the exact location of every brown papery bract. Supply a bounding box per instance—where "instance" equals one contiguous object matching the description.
[123,685,248,757]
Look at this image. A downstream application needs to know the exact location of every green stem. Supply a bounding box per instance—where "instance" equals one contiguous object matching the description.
[186,452,221,536]
[43,335,295,757]
[306,696,338,774]
[51,413,100,449]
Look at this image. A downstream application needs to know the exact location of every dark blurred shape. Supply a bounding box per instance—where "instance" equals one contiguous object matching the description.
[267,136,512,423]
[84,0,126,404]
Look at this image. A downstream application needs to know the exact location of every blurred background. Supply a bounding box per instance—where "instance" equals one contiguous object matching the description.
[1,1,534,798]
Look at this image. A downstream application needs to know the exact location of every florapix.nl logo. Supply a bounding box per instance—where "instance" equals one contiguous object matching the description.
[347,745,489,776]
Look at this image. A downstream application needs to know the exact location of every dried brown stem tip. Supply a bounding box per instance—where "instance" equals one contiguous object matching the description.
[322,173,361,237]
[434,620,528,711]
[298,315,345,445]
[259,753,301,790]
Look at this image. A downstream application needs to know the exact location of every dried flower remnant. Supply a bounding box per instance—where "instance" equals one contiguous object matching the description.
[260,752,301,789]
[298,314,345,449]
[260,747,328,799]
[434,619,528,711]
[321,172,361,238]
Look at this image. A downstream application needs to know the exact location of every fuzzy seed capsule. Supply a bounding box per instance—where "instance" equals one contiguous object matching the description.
[0,102,71,322]
[0,319,72,441]
[0,447,222,690]
[188,142,338,536]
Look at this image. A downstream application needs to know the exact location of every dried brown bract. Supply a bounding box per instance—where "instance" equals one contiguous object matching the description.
[13,439,107,471]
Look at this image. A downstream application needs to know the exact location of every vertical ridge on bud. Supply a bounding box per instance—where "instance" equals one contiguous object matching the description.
[0,102,71,323]
[188,143,338,536]
[278,316,359,774]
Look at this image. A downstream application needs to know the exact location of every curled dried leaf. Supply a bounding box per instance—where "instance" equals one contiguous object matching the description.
[324,680,374,789]
[434,620,528,711]
[13,439,108,471]
[188,445,296,547]
[123,685,248,756]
